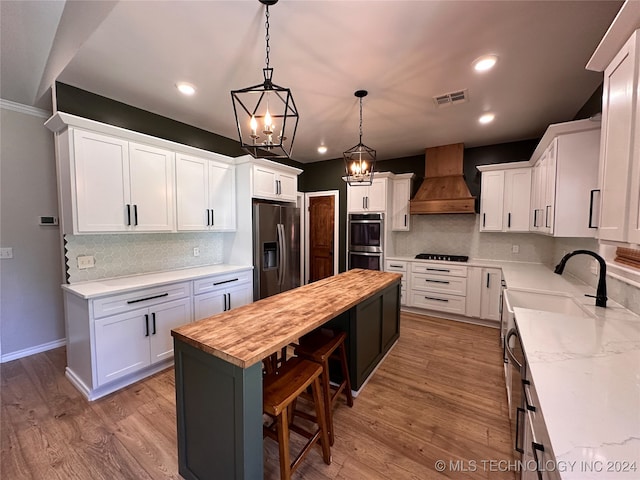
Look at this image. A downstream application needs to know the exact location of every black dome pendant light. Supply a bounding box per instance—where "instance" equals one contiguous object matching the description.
[230,0,299,159]
[343,90,376,186]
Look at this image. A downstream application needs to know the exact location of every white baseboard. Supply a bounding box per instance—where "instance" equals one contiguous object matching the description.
[1,338,66,363]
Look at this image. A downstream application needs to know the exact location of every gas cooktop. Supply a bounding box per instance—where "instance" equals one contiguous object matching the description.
[415,253,469,262]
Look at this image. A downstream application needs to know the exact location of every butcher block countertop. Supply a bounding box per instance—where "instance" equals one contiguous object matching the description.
[172,269,401,369]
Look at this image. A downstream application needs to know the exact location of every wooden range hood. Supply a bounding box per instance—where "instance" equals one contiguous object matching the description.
[409,143,476,214]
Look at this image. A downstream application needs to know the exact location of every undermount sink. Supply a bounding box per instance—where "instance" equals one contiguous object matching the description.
[505,289,594,318]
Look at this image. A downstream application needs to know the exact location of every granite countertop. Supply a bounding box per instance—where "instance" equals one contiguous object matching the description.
[62,264,254,299]
[172,269,402,369]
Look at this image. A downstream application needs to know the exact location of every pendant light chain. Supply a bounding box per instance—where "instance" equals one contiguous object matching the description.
[359,96,363,144]
[264,6,271,70]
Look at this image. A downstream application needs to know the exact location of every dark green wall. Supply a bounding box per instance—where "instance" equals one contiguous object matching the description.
[55,82,305,172]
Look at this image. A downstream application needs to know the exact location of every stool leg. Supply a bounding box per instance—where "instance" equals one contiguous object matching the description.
[311,376,331,465]
[319,359,335,445]
[276,407,291,480]
[339,343,354,407]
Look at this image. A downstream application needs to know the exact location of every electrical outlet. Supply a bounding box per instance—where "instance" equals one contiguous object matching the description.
[193,247,200,257]
[77,255,95,269]
[0,247,13,259]
[511,245,519,254]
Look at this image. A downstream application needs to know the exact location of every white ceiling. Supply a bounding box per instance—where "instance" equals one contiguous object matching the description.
[0,0,622,163]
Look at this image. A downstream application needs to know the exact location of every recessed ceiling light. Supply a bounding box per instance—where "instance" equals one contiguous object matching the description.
[317,146,328,154]
[473,55,498,72]
[176,82,196,96]
[479,113,495,124]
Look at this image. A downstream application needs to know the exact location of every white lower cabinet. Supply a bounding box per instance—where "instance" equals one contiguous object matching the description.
[480,268,502,323]
[95,297,190,386]
[193,271,253,319]
[62,267,253,401]
[408,261,468,315]
[384,260,408,306]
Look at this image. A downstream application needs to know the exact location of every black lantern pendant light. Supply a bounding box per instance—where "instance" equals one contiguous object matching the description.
[230,0,299,159]
[343,90,376,186]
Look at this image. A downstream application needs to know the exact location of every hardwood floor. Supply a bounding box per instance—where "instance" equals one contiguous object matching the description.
[1,312,515,479]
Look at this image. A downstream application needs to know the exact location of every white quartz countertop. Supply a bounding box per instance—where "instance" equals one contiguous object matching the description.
[388,256,640,476]
[515,306,640,479]
[62,264,253,299]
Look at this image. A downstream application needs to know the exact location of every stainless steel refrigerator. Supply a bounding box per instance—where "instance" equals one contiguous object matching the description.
[253,201,301,300]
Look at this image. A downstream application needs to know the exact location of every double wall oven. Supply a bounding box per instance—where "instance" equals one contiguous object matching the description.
[348,213,383,271]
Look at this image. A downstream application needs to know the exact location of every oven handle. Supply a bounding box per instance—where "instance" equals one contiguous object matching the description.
[505,328,522,371]
[349,251,382,257]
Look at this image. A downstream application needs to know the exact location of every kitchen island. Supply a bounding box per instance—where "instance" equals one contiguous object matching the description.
[171,268,401,480]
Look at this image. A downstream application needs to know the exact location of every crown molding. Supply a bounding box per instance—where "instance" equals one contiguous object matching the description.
[0,99,51,119]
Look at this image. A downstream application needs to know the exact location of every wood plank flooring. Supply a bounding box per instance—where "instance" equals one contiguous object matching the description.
[1,312,515,479]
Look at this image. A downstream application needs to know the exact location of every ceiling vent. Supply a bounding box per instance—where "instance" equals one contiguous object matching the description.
[433,89,469,107]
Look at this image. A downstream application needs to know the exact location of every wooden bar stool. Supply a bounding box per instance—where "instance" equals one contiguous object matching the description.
[263,357,331,480]
[294,328,354,445]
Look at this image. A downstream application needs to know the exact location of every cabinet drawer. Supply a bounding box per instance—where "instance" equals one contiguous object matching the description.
[411,273,467,296]
[193,270,252,295]
[385,260,407,272]
[93,282,191,319]
[410,291,466,315]
[411,262,467,277]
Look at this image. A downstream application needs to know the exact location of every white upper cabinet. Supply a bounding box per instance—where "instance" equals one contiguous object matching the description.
[479,170,505,231]
[45,113,238,236]
[72,129,175,233]
[347,177,388,213]
[253,164,298,202]
[597,30,640,244]
[390,174,414,231]
[478,164,530,232]
[128,142,175,231]
[175,153,236,231]
[528,120,601,237]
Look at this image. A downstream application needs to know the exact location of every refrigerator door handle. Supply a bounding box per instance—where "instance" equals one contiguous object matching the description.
[277,223,286,286]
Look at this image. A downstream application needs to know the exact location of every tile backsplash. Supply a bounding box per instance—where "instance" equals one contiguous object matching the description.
[65,232,226,283]
[389,214,554,264]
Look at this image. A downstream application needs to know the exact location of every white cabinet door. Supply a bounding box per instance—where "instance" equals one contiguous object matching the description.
[367,178,387,211]
[193,283,253,321]
[480,268,502,322]
[129,142,175,232]
[226,283,253,311]
[176,154,209,231]
[209,160,236,231]
[480,171,504,231]
[530,160,543,231]
[73,129,130,232]
[599,31,640,243]
[149,298,191,364]
[252,165,298,202]
[503,168,531,232]
[347,185,368,212]
[391,178,411,231]
[277,171,298,202]
[194,290,227,320]
[543,141,557,234]
[253,165,278,199]
[346,178,387,212]
[95,308,151,386]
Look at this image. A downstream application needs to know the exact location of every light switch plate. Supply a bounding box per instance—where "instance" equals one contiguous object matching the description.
[77,255,95,269]
[0,247,13,259]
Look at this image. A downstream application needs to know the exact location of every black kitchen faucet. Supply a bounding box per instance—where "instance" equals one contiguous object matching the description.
[554,250,607,308]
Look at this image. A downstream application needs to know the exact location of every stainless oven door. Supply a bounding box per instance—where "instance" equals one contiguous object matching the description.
[348,215,383,253]
[348,251,382,271]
